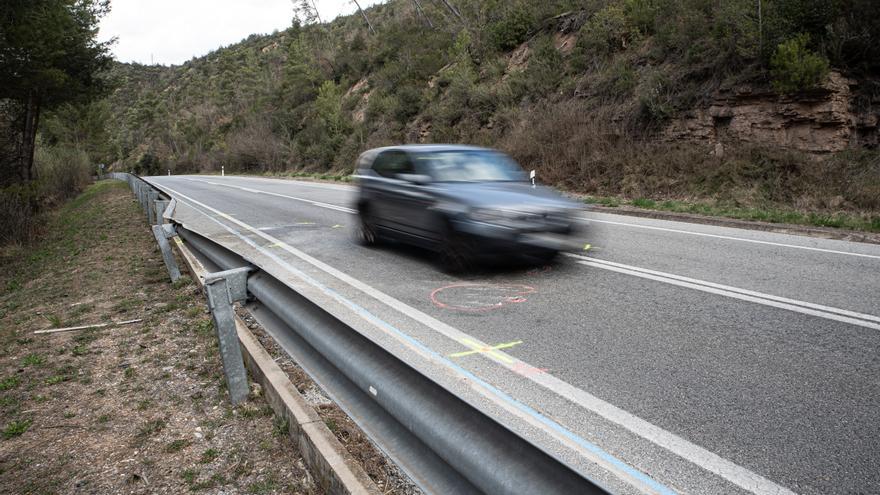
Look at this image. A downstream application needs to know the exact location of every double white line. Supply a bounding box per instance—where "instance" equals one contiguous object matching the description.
[566,253,880,330]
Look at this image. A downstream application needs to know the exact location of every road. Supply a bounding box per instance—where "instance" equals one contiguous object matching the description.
[147,174,880,495]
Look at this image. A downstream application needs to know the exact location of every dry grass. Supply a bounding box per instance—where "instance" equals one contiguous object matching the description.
[0,181,321,494]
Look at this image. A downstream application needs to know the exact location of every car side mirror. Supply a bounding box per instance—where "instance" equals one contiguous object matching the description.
[396,173,432,185]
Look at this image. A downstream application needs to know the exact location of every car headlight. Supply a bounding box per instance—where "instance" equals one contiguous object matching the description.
[468,208,521,224]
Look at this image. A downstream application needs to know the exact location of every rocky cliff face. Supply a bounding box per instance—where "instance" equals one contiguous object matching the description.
[665,72,878,154]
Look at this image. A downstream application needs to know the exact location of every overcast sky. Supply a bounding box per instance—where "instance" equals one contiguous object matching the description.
[99,0,384,66]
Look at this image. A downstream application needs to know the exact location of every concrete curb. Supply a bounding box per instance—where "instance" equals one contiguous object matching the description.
[172,237,380,495]
[589,205,880,245]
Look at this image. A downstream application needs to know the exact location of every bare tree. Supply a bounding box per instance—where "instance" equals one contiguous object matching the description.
[292,0,320,25]
[411,0,433,28]
[435,0,463,22]
[352,0,376,34]
[309,0,323,23]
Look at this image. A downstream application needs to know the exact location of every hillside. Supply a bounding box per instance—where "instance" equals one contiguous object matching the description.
[100,0,879,224]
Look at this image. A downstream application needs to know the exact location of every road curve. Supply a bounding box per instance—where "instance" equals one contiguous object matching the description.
[147,174,880,495]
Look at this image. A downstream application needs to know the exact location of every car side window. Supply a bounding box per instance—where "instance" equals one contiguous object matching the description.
[373,151,414,178]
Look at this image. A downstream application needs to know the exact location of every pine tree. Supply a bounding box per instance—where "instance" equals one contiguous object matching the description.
[0,0,113,186]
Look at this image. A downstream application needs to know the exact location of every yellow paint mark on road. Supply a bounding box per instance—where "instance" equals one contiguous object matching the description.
[267,242,285,248]
[332,224,344,229]
[449,338,522,364]
[295,222,316,225]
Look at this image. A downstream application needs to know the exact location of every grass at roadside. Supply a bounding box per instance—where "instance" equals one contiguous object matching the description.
[0,181,320,494]
[583,195,880,233]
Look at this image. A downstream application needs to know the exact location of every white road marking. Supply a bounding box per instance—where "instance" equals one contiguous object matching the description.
[565,253,880,330]
[194,174,355,191]
[186,177,356,213]
[584,217,880,260]
[189,175,879,260]
[180,175,879,326]
[161,184,669,495]
[257,225,305,232]
[152,179,798,495]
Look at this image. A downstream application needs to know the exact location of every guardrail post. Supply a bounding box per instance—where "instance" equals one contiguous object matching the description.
[204,267,253,405]
[147,190,159,224]
[154,200,170,225]
[151,224,181,282]
[146,190,158,222]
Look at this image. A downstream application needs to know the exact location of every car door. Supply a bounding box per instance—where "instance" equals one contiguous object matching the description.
[371,150,434,239]
[389,151,436,240]
[369,150,412,232]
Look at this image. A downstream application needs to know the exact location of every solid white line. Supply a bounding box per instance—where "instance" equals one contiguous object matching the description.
[188,178,357,213]
[565,254,880,330]
[152,180,797,495]
[194,174,356,191]
[584,217,880,260]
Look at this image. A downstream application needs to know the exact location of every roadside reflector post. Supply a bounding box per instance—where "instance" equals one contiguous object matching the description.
[204,267,253,405]
[151,223,181,282]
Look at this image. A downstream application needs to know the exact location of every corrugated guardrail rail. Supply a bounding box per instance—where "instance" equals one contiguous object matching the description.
[106,172,610,495]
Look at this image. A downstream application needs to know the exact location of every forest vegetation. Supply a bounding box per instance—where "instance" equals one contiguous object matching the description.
[2,0,880,243]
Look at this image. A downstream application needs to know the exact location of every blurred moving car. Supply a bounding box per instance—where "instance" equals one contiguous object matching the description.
[352,145,585,271]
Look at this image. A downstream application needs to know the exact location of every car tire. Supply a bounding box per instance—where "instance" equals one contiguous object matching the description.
[438,224,473,273]
[531,248,558,263]
[354,207,380,247]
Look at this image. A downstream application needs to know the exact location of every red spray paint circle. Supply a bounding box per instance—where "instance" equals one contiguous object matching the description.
[430,283,537,312]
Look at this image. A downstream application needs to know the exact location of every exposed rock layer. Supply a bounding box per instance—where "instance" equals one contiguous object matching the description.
[665,72,878,153]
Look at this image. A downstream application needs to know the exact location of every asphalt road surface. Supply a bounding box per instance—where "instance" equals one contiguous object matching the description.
[147,174,880,495]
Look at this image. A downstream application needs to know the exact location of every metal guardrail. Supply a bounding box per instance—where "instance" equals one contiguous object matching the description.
[105,172,610,495]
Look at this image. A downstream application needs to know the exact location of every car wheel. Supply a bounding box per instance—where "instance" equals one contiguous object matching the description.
[355,208,380,247]
[531,248,558,263]
[438,225,473,273]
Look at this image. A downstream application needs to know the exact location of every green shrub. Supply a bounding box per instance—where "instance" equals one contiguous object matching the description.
[770,34,830,93]
[135,152,162,176]
[0,183,40,245]
[489,8,536,52]
[623,0,659,35]
[637,68,674,122]
[577,5,631,58]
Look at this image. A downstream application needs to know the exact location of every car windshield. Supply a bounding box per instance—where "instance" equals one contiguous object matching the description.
[412,150,527,182]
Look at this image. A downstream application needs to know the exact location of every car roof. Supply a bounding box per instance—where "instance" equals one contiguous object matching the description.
[367,144,496,154]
